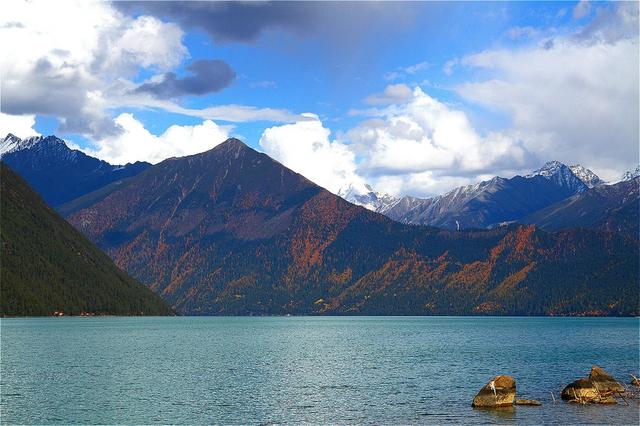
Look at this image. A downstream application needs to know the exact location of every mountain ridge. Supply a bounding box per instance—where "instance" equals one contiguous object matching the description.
[340,161,619,230]
[0,133,151,207]
[65,138,639,316]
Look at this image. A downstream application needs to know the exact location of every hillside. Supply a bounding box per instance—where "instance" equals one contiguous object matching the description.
[522,177,639,238]
[0,163,173,316]
[66,139,639,316]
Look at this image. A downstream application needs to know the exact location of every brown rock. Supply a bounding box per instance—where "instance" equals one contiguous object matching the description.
[630,375,640,387]
[589,366,625,394]
[561,378,599,401]
[515,399,541,406]
[472,375,516,408]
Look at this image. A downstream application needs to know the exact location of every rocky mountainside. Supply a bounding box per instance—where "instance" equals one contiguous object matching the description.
[342,161,607,230]
[0,163,173,316]
[526,161,589,193]
[0,134,150,207]
[522,177,639,238]
[66,139,639,316]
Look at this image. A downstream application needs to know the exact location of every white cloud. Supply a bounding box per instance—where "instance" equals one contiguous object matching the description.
[0,0,188,137]
[85,113,231,165]
[259,114,364,193]
[114,91,309,123]
[364,84,413,105]
[0,0,301,140]
[456,3,639,179]
[257,87,534,198]
[0,113,39,139]
[350,87,531,177]
[404,61,429,74]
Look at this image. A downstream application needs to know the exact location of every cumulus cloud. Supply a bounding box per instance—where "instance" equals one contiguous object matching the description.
[0,113,39,139]
[0,0,188,138]
[351,87,532,174]
[456,2,639,179]
[259,114,364,193]
[134,59,236,99]
[258,87,534,198]
[84,114,231,165]
[0,0,300,143]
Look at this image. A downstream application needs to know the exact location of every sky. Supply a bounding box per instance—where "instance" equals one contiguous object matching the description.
[1,0,638,198]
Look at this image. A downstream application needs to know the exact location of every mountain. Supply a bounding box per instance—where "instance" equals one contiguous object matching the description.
[343,161,598,230]
[0,163,173,316]
[569,165,606,188]
[0,134,150,207]
[65,139,639,316]
[526,161,589,193]
[620,165,640,182]
[522,177,639,238]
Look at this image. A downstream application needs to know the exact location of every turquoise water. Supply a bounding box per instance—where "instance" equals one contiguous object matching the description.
[1,317,638,425]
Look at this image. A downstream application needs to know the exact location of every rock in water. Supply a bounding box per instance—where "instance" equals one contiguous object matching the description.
[561,378,599,401]
[472,376,516,407]
[515,399,541,406]
[589,366,625,393]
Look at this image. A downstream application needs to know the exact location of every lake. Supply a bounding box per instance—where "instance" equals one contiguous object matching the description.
[1,317,638,424]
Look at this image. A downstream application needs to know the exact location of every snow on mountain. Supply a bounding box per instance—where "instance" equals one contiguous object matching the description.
[1,133,74,159]
[569,164,606,188]
[337,182,400,213]
[620,165,640,182]
[526,160,588,193]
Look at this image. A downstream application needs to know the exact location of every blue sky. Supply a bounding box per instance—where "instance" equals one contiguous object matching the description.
[1,1,638,197]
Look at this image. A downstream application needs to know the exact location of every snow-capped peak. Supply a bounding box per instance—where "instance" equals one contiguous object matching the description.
[338,181,400,212]
[620,165,640,182]
[1,133,27,155]
[0,134,66,156]
[569,164,606,188]
[526,160,588,193]
[527,160,567,178]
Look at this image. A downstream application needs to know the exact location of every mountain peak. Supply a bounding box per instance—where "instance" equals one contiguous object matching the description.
[526,160,587,193]
[529,160,568,177]
[0,134,66,156]
[216,137,251,151]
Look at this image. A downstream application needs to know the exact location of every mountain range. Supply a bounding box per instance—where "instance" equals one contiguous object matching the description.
[59,139,638,316]
[340,161,639,236]
[0,134,150,207]
[0,163,172,316]
[2,134,638,316]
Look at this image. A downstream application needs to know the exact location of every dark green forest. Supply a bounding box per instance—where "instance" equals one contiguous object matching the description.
[0,163,173,316]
